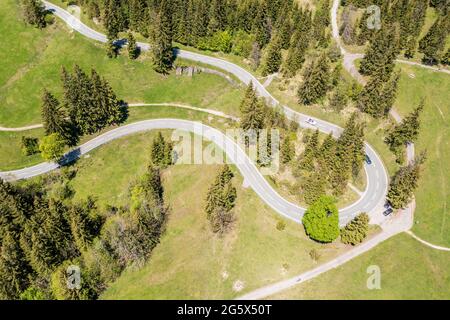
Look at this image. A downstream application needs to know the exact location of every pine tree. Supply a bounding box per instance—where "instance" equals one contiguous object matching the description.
[150,0,174,74]
[106,38,118,58]
[252,0,271,48]
[240,83,265,133]
[419,14,449,65]
[205,165,237,233]
[299,129,319,172]
[103,0,123,39]
[386,101,424,150]
[359,24,399,80]
[379,71,400,116]
[281,136,294,164]
[283,30,308,77]
[41,90,70,142]
[297,54,331,105]
[68,199,103,252]
[303,170,326,205]
[0,233,32,299]
[21,0,46,29]
[387,152,426,209]
[356,75,384,117]
[262,35,282,76]
[207,0,226,35]
[340,212,369,245]
[127,32,139,59]
[151,132,173,168]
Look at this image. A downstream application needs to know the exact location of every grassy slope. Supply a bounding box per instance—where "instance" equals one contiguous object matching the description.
[394,64,450,247]
[269,64,450,300]
[0,0,243,127]
[36,130,351,300]
[269,233,450,300]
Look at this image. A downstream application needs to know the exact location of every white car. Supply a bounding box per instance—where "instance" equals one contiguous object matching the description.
[306,118,317,126]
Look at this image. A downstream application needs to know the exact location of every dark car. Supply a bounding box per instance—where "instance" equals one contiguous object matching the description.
[365,154,372,165]
[383,208,394,217]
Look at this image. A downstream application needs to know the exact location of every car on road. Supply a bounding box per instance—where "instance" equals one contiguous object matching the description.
[306,118,317,126]
[365,154,372,165]
[383,207,394,217]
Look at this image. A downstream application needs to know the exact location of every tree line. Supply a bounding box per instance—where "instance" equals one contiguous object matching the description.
[38,65,126,160]
[341,0,449,65]
[0,133,172,300]
[59,0,333,75]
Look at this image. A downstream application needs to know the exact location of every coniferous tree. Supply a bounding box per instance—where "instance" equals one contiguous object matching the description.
[252,0,271,48]
[303,170,326,205]
[205,165,237,234]
[106,38,118,58]
[21,0,46,29]
[150,0,174,74]
[103,0,123,39]
[340,212,369,245]
[385,101,424,151]
[151,132,173,168]
[127,32,139,59]
[298,54,331,105]
[387,152,426,209]
[419,14,449,65]
[262,35,282,76]
[240,84,265,133]
[41,90,70,142]
[0,232,32,299]
[379,70,400,115]
[281,136,294,164]
[359,24,399,80]
[299,129,320,172]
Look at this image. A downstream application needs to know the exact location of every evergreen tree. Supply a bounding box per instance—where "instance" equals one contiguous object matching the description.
[240,84,265,132]
[21,0,46,29]
[379,71,400,116]
[359,24,399,80]
[299,129,319,171]
[387,152,426,209]
[283,29,308,77]
[298,54,331,105]
[252,0,271,48]
[303,170,326,205]
[0,233,32,299]
[419,14,449,65]
[262,35,282,76]
[207,0,226,35]
[386,101,424,151]
[127,32,139,59]
[340,212,369,245]
[150,0,174,74]
[103,0,124,39]
[41,90,70,142]
[249,42,262,71]
[281,136,294,164]
[151,132,173,168]
[205,165,237,234]
[106,38,118,58]
[68,199,103,252]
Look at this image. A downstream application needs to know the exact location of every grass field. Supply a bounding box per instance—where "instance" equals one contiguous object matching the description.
[25,129,354,299]
[268,233,450,299]
[0,0,243,127]
[394,64,450,247]
[267,63,450,300]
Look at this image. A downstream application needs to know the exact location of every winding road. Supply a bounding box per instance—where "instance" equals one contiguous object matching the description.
[1,0,389,227]
[0,0,446,300]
